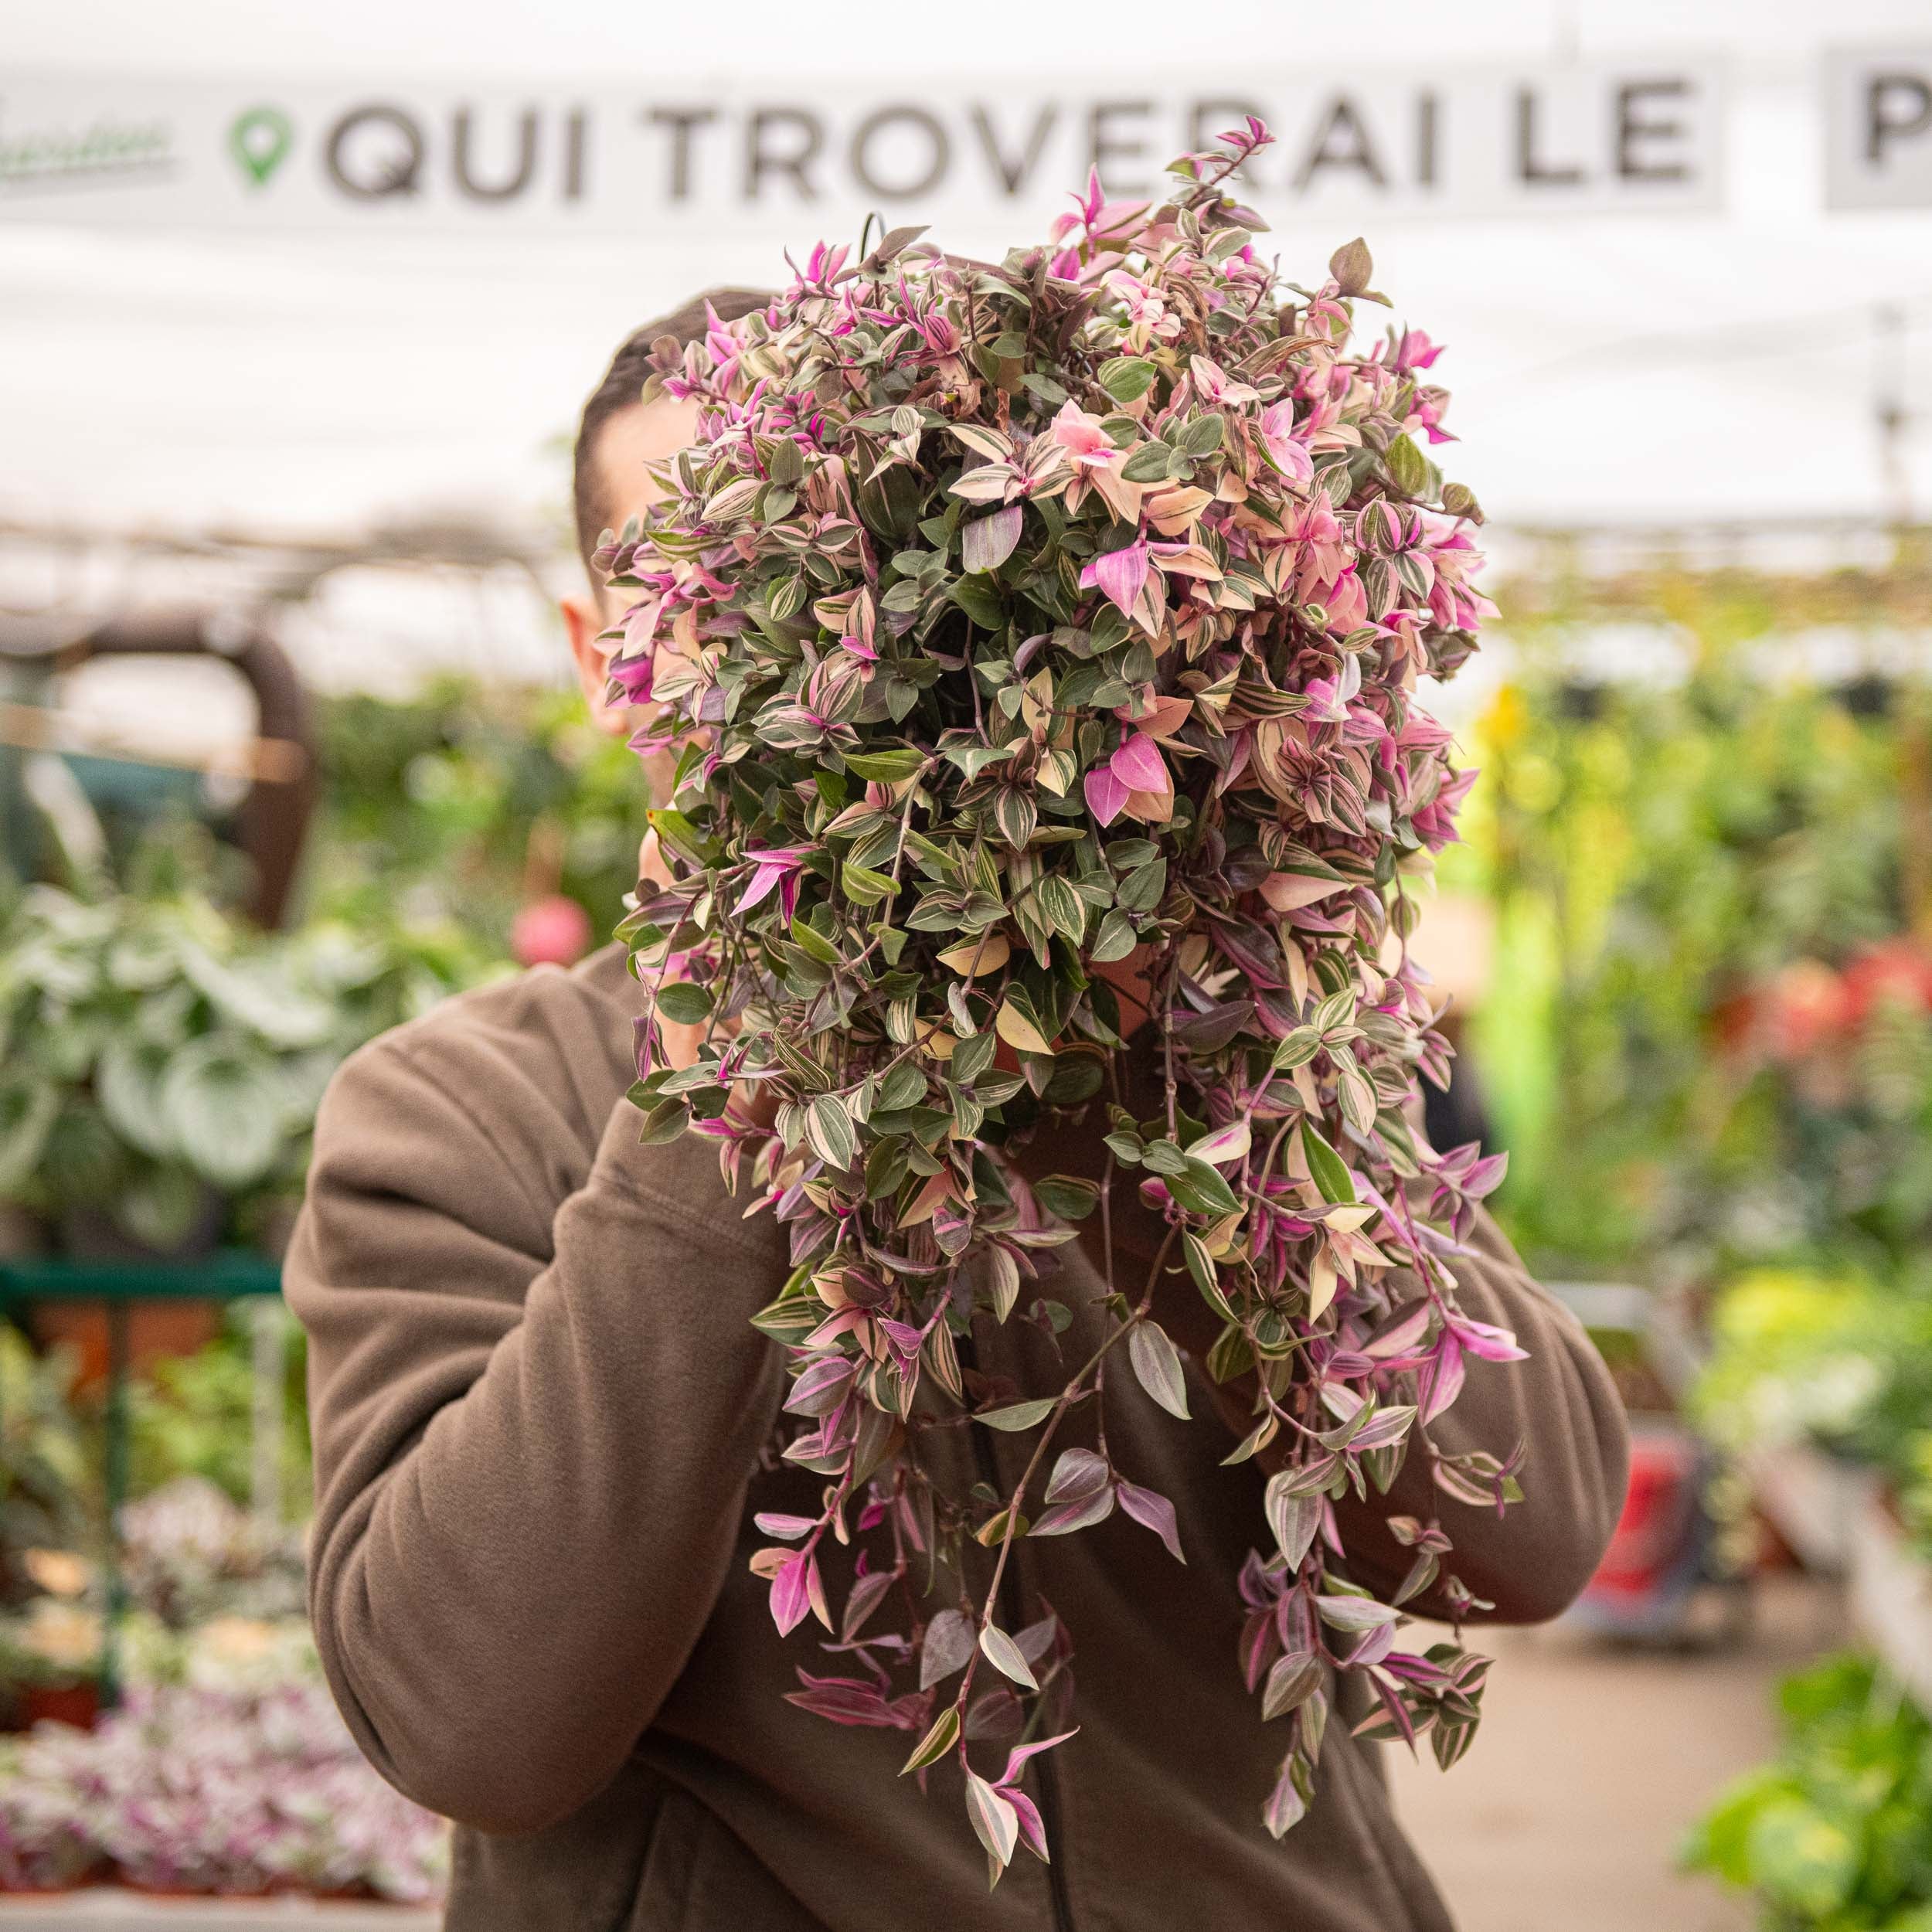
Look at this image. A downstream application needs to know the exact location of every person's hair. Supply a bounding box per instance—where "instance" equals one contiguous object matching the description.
[571,287,770,574]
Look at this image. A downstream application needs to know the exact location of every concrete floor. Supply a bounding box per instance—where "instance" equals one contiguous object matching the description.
[1389,1573,1839,1932]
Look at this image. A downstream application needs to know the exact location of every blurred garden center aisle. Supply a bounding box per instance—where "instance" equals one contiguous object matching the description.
[1393,1574,1833,1932]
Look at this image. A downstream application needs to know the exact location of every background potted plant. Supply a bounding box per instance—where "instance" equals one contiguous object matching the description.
[0,872,481,1377]
[0,1588,104,1733]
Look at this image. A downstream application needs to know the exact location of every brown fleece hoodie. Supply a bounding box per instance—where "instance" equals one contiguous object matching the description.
[286,943,1627,1931]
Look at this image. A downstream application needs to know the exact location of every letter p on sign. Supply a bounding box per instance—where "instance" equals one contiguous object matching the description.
[1825,46,1932,209]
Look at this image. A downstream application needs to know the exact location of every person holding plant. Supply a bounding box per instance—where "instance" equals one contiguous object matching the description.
[289,132,1628,1932]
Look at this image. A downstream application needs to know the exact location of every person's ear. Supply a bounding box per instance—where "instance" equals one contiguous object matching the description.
[561,590,628,737]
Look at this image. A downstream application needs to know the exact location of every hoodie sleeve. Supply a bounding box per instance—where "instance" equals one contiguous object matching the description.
[286,1017,790,1835]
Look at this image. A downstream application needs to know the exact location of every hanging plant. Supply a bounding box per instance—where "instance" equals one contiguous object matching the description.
[606,117,1513,1879]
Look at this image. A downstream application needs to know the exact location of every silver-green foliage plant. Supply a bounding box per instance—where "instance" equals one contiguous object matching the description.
[0,884,468,1248]
[609,121,1515,1876]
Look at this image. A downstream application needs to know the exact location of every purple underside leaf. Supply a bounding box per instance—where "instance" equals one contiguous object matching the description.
[842,1566,896,1641]
[1116,1481,1185,1564]
[1043,1446,1110,1505]
[919,1608,975,1690]
[784,1673,901,1728]
[962,504,1024,573]
[1030,1485,1117,1538]
[964,1687,1025,1741]
[1013,1614,1061,1665]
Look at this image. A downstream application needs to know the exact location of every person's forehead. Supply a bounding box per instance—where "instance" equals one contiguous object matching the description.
[594,393,702,531]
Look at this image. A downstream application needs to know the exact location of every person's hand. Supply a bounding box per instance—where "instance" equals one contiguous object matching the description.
[638,829,779,1130]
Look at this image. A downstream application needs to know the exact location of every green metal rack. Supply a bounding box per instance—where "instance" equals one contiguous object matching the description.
[0,1251,284,1706]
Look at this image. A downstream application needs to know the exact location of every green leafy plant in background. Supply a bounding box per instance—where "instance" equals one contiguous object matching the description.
[124,1308,312,1517]
[1691,1269,1932,1493]
[0,1328,90,1601]
[0,879,483,1250]
[314,677,652,954]
[1688,1651,1932,1929]
[1460,647,1927,1281]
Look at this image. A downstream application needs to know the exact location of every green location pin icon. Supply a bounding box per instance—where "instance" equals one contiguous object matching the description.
[229,107,294,189]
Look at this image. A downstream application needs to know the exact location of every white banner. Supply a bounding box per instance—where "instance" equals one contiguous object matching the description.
[0,65,1724,238]
[1825,46,1932,210]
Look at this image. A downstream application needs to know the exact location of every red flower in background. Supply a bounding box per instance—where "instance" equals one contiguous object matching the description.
[1762,958,1855,1063]
[1842,938,1932,1026]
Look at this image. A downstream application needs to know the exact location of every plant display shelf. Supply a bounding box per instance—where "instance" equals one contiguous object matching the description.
[0,1251,284,1704]
[0,1894,435,1930]
[1745,1443,1879,1578]
[1848,1489,1932,1713]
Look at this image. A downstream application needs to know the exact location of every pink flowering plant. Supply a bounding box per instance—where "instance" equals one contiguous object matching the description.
[605,120,1512,1879]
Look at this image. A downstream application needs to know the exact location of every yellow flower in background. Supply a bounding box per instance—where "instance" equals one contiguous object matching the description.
[1485,680,1528,750]
[22,1549,92,1599]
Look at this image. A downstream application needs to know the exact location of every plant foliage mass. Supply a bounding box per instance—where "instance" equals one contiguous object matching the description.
[609,120,1513,1874]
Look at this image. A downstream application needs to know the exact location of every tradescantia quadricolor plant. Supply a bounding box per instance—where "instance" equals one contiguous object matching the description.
[602,117,1519,1880]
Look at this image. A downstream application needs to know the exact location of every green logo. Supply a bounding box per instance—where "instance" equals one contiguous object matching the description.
[228,107,293,188]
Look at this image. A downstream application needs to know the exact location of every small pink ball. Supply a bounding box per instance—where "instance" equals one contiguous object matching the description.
[512,894,594,968]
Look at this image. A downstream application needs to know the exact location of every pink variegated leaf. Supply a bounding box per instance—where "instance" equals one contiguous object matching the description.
[1239,1607,1279,1694]
[964,1770,1019,1872]
[753,1512,818,1543]
[784,1356,855,1415]
[769,1554,814,1637]
[1263,1760,1308,1839]
[998,1729,1080,1786]
[1449,1315,1529,1363]
[1346,1404,1416,1452]
[1361,1300,1434,1360]
[804,1553,831,1631]
[1080,538,1151,617]
[1417,1335,1467,1423]
[1346,1618,1400,1670]
[1003,1786,1050,1862]
[1109,730,1168,794]
[1083,761,1129,826]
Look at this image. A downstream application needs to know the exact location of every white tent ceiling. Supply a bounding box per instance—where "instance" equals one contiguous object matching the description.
[5,0,1932,546]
